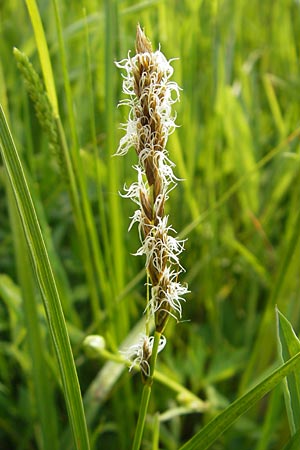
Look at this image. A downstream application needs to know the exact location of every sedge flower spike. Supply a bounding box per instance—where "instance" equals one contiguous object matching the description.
[116,25,188,339]
[125,334,167,379]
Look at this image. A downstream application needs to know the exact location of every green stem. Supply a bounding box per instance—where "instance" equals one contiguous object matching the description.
[149,331,162,378]
[132,331,162,450]
[132,384,152,450]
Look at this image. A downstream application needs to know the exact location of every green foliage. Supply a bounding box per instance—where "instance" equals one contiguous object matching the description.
[1,0,300,449]
[0,105,89,449]
[277,309,300,436]
[180,352,300,450]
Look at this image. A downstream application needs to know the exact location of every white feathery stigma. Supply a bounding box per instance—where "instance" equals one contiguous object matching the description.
[125,334,167,376]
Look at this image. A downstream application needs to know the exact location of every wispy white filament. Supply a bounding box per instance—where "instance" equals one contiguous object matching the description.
[125,334,167,376]
[149,267,189,319]
[115,51,180,159]
[134,216,186,272]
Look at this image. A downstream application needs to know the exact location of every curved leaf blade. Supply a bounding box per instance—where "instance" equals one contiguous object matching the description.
[180,352,300,450]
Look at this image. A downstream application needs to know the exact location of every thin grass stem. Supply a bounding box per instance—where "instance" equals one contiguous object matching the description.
[132,384,152,450]
[132,331,162,449]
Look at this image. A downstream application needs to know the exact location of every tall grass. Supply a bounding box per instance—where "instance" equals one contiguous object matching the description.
[1,1,300,449]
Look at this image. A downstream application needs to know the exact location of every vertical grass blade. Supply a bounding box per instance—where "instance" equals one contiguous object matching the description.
[0,105,90,450]
[276,308,300,435]
[25,0,58,115]
[104,0,127,317]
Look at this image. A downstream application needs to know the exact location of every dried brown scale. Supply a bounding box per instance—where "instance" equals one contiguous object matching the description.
[155,306,171,333]
[155,200,165,221]
[147,234,168,286]
[140,338,152,383]
[154,273,173,332]
[140,191,153,223]
[153,172,162,205]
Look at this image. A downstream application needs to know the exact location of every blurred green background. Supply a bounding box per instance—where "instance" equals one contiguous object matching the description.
[1,0,300,449]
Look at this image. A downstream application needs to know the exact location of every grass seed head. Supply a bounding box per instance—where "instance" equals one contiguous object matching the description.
[116,25,188,335]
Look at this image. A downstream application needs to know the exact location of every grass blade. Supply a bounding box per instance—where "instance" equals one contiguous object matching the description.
[0,105,90,450]
[276,308,300,435]
[179,351,300,450]
[25,0,58,115]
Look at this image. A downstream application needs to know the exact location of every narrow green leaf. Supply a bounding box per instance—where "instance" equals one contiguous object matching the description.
[262,74,286,137]
[179,352,300,450]
[224,236,270,286]
[217,85,259,214]
[25,0,58,116]
[104,0,127,325]
[0,105,90,450]
[276,308,300,434]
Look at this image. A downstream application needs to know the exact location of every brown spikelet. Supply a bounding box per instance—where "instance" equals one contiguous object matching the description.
[132,30,168,298]
[136,24,153,54]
